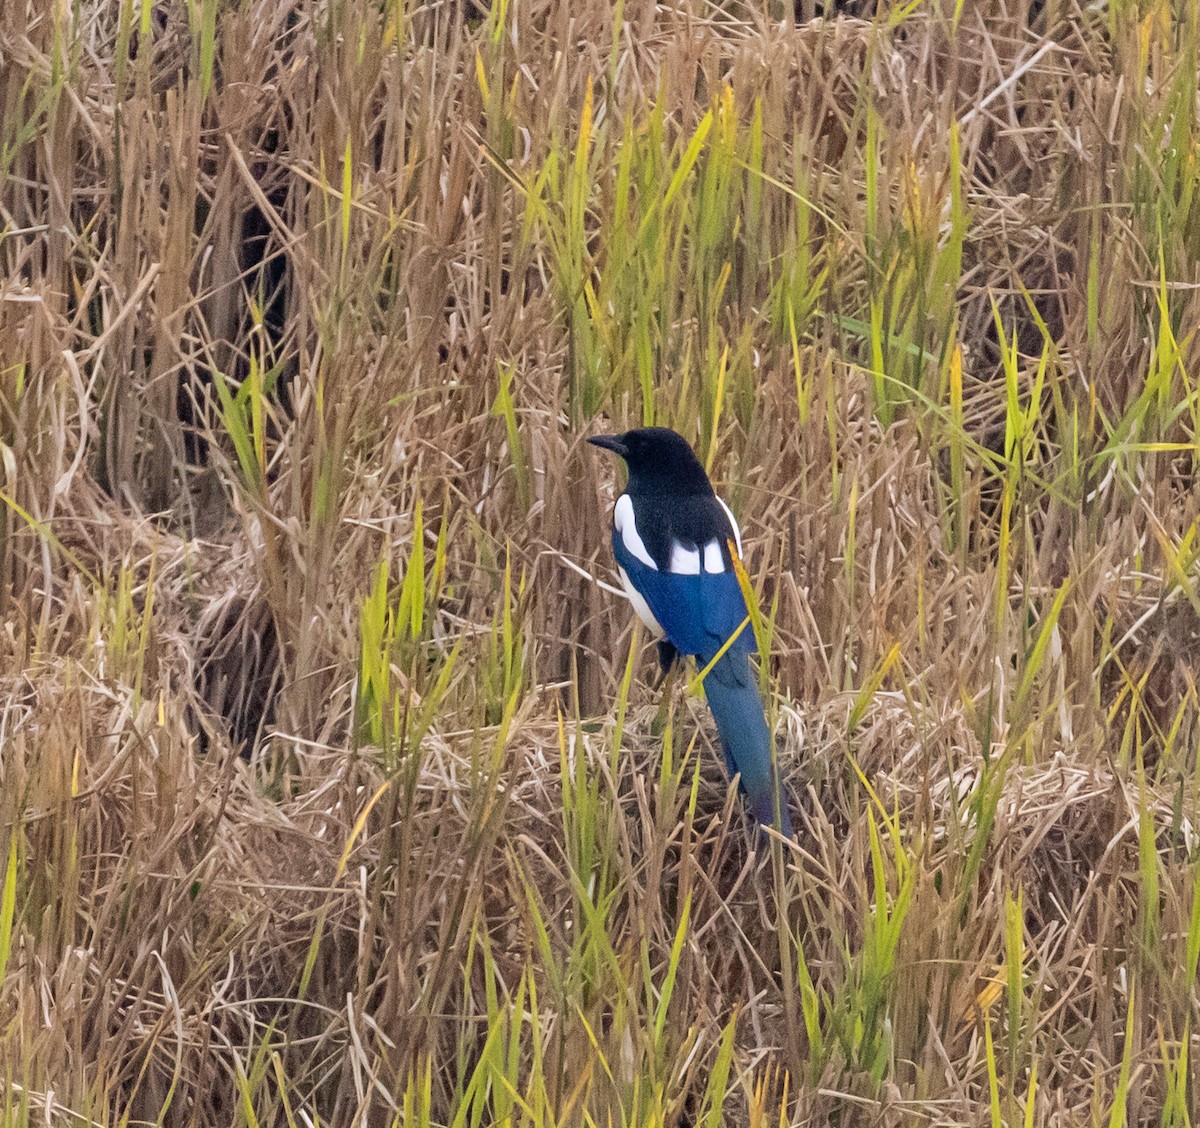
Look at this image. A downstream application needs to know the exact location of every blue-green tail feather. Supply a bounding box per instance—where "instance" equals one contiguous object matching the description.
[701,649,793,837]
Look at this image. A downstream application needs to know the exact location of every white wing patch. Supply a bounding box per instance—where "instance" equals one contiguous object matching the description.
[716,496,743,557]
[669,538,725,574]
[617,566,664,635]
[668,542,701,574]
[614,494,657,570]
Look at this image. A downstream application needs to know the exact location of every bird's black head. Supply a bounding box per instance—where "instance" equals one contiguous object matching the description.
[587,426,714,497]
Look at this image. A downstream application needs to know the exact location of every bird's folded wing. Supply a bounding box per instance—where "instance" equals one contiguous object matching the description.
[613,531,753,660]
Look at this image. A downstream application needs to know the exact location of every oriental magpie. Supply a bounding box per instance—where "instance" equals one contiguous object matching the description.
[589,427,793,837]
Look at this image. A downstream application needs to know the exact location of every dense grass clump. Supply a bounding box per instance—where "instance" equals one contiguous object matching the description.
[3,0,1200,1123]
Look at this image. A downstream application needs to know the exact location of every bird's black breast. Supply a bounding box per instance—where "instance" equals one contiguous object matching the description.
[627,492,737,571]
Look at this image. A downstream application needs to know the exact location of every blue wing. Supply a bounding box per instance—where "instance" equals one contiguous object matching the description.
[610,517,792,836]
[612,528,754,661]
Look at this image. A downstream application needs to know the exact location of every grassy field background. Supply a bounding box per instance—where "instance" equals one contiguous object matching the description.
[3,0,1200,1123]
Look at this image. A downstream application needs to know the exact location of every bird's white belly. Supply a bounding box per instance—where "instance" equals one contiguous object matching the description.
[617,565,664,636]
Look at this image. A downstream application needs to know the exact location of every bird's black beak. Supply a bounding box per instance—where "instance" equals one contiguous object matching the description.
[587,433,628,459]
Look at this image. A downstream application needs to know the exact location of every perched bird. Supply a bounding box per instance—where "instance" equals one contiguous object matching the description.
[589,427,793,837]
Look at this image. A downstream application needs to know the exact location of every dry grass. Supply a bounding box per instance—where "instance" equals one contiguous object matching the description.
[3,0,1200,1123]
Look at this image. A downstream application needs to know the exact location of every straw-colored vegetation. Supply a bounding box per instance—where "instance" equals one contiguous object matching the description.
[3,0,1200,1122]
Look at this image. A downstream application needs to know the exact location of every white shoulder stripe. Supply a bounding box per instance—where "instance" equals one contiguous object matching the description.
[617,566,664,635]
[614,494,657,570]
[716,496,743,557]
